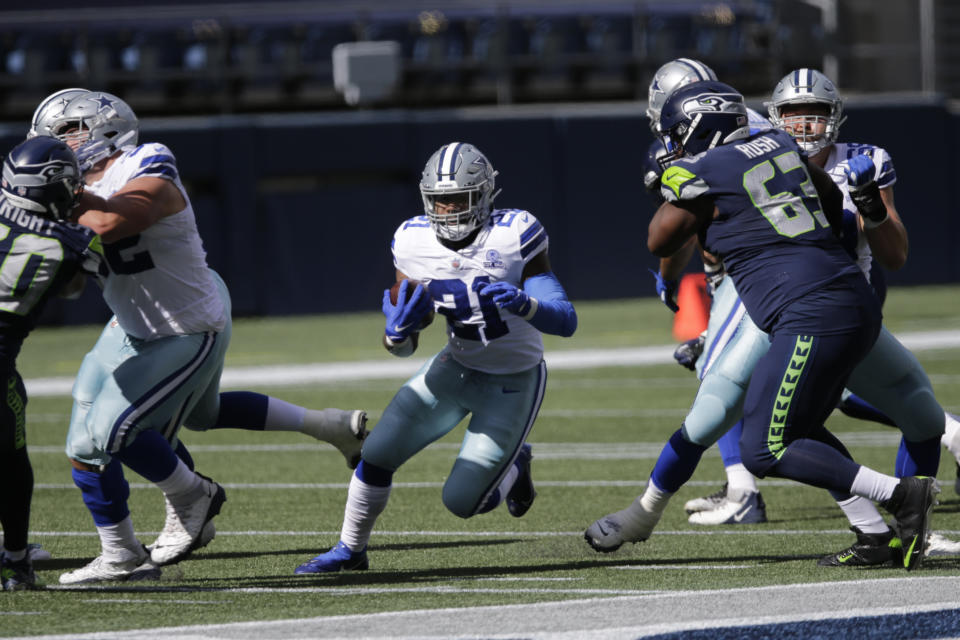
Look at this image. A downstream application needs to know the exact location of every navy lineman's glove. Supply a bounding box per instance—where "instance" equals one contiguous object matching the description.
[383,280,432,342]
[476,281,533,316]
[649,268,679,312]
[643,140,667,206]
[845,154,887,224]
[674,331,706,371]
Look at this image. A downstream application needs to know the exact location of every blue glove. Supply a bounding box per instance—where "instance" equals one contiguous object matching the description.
[674,332,706,371]
[844,154,886,224]
[649,268,679,312]
[475,280,533,316]
[383,280,432,342]
[845,154,876,189]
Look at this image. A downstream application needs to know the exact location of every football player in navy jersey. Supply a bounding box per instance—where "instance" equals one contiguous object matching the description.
[38,90,367,583]
[294,142,577,574]
[0,137,102,589]
[766,68,960,561]
[585,81,938,571]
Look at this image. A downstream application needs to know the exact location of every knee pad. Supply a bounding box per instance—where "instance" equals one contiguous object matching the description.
[683,373,746,446]
[442,459,492,519]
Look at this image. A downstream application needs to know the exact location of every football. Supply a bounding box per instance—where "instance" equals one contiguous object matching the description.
[389,278,420,305]
[389,279,435,330]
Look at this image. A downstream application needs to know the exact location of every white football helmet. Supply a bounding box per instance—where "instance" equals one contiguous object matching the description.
[27,87,90,138]
[50,91,139,171]
[646,58,717,133]
[765,68,846,155]
[420,142,500,242]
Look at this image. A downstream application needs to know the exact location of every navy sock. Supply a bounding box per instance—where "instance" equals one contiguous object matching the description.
[71,460,130,526]
[355,459,393,487]
[650,428,708,493]
[115,429,178,483]
[895,435,941,477]
[212,391,269,430]
[838,393,896,428]
[174,440,195,471]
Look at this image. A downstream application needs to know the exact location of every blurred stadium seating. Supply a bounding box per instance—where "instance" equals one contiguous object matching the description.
[0,0,827,117]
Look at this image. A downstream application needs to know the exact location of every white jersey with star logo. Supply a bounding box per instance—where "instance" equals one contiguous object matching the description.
[85,142,227,340]
[391,209,548,374]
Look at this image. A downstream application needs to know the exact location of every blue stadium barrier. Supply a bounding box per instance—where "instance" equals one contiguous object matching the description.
[0,96,955,325]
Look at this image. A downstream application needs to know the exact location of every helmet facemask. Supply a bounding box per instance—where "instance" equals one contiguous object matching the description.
[765,69,845,155]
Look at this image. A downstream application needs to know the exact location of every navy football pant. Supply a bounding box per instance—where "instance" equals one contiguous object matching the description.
[0,370,31,553]
[740,328,879,494]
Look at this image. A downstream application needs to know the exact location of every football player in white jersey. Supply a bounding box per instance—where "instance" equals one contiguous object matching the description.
[294,142,577,574]
[40,91,366,584]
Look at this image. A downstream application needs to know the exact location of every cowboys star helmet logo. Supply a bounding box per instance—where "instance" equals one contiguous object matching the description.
[94,95,115,112]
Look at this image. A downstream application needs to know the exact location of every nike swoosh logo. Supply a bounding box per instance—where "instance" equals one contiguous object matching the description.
[597,523,609,536]
[502,388,521,394]
[393,323,414,334]
[733,507,753,523]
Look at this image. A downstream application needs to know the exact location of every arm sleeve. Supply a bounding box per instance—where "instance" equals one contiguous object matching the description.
[522,272,577,337]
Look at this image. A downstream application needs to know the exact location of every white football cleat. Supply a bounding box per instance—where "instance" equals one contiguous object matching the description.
[59,545,160,584]
[925,531,960,557]
[150,474,226,566]
[302,409,368,469]
[683,483,728,514]
[687,488,767,525]
[0,536,52,562]
[584,499,662,553]
[148,519,215,554]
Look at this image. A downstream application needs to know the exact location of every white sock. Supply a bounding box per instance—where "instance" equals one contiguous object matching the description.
[849,466,900,503]
[340,473,391,552]
[639,479,673,514]
[263,397,307,432]
[155,458,203,499]
[97,516,141,560]
[724,463,758,493]
[942,412,960,460]
[836,495,888,534]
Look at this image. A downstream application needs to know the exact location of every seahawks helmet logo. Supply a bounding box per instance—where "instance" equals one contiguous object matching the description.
[681,93,743,115]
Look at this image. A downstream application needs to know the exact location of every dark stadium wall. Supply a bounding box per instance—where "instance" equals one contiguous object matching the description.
[1,100,955,324]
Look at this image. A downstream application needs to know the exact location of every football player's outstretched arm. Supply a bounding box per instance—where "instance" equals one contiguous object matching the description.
[648,197,713,257]
[476,250,578,337]
[843,154,908,269]
[860,185,908,270]
[73,176,185,243]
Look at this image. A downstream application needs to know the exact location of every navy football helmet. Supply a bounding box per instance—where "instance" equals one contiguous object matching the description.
[1,136,83,220]
[656,81,751,169]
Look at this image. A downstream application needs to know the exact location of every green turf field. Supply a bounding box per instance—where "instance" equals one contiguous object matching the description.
[4,285,960,636]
